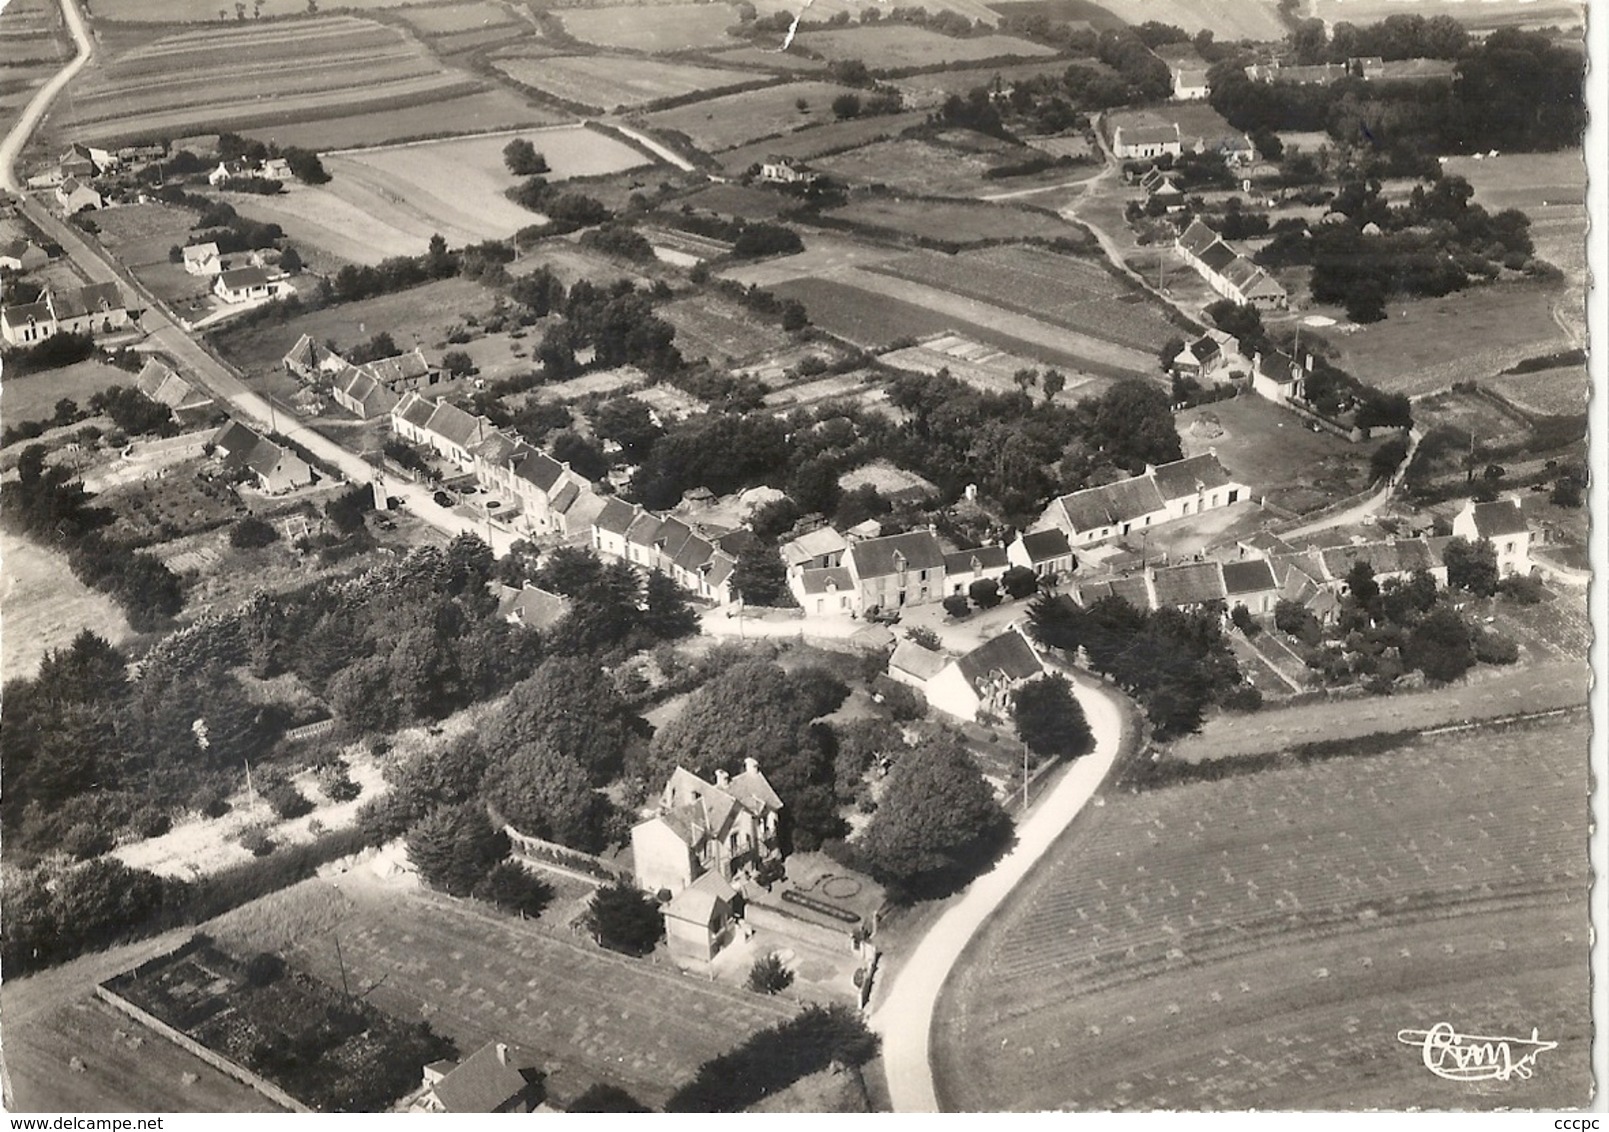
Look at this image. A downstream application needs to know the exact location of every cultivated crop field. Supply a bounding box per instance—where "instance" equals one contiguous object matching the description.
[934,712,1591,1111]
[1485,365,1589,418]
[557,2,742,52]
[642,81,869,152]
[868,244,1178,351]
[895,59,1092,98]
[232,874,798,1110]
[493,54,768,111]
[390,0,521,37]
[660,294,791,364]
[1307,0,1583,30]
[1097,0,1286,38]
[58,17,486,145]
[85,0,433,18]
[0,0,71,124]
[792,25,1056,69]
[751,0,1002,20]
[810,135,1056,197]
[826,198,1085,245]
[719,110,931,172]
[249,88,564,152]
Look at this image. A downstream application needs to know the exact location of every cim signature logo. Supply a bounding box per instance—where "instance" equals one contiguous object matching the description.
[1397,1022,1558,1083]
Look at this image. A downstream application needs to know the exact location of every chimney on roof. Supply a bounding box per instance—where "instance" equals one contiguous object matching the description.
[743,757,759,776]
[496,1043,509,1066]
[715,768,730,788]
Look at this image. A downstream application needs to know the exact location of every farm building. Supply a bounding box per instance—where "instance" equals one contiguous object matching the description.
[419,1042,546,1114]
[842,528,948,613]
[361,346,437,391]
[0,238,48,272]
[262,157,293,181]
[134,359,212,416]
[1009,529,1075,580]
[54,178,102,215]
[759,155,819,185]
[922,626,1048,723]
[182,242,222,276]
[211,420,314,494]
[1175,218,1286,309]
[1036,454,1249,548]
[331,365,400,420]
[631,760,783,897]
[1452,496,1533,577]
[2,282,128,345]
[1111,123,1182,160]
[58,142,106,180]
[282,334,346,381]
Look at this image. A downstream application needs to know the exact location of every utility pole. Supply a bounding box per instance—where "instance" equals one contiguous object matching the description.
[1022,741,1030,813]
[333,933,351,998]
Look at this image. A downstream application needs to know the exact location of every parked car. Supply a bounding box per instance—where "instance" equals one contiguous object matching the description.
[865,605,901,625]
[432,490,453,507]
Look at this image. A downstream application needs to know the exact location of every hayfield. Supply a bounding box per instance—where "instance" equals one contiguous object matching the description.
[867,244,1178,351]
[557,2,742,51]
[1316,283,1574,396]
[718,110,931,172]
[0,0,72,123]
[390,0,521,36]
[1414,387,1533,447]
[894,58,1095,98]
[1094,0,1286,38]
[934,712,1591,1111]
[1308,0,1584,30]
[223,874,799,1110]
[642,81,869,152]
[493,54,768,111]
[87,202,198,268]
[1,357,136,424]
[228,126,651,263]
[750,0,1002,20]
[810,134,1056,197]
[1485,365,1588,418]
[83,0,435,19]
[57,16,485,145]
[0,529,136,683]
[826,197,1083,245]
[792,25,1056,69]
[247,88,564,151]
[660,294,791,364]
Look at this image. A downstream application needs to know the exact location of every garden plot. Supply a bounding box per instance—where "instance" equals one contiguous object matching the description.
[557,3,743,52]
[882,333,1099,401]
[792,25,1055,69]
[826,197,1083,246]
[660,294,789,365]
[642,81,870,152]
[492,55,769,112]
[935,712,1591,1111]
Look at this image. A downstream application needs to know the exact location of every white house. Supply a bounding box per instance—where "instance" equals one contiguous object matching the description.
[1037,454,1248,548]
[631,761,782,896]
[758,155,818,184]
[182,242,222,276]
[54,178,102,215]
[1175,218,1287,310]
[922,627,1047,723]
[1111,123,1182,160]
[214,266,273,304]
[1452,497,1532,577]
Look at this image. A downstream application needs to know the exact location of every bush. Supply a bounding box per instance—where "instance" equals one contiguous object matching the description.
[229,515,279,549]
[1229,603,1258,636]
[63,823,115,861]
[968,578,1002,609]
[942,593,970,618]
[1474,629,1520,665]
[472,861,555,918]
[243,951,286,987]
[264,781,314,820]
[666,1005,878,1112]
[584,882,663,956]
[1498,573,1546,605]
[872,675,926,721]
[748,952,795,995]
[904,626,941,651]
[1001,565,1039,599]
[130,806,173,839]
[238,825,275,856]
[195,787,232,819]
[1220,683,1264,713]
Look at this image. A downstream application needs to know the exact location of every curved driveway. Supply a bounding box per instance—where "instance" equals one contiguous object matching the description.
[870,671,1128,1112]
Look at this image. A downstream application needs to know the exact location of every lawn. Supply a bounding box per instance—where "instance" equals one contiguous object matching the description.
[227,125,649,263]
[55,16,485,146]
[2,358,135,424]
[0,529,136,683]
[826,197,1083,246]
[868,244,1177,350]
[493,54,768,111]
[660,294,791,365]
[793,26,1055,69]
[211,275,499,374]
[1315,282,1575,397]
[87,202,198,269]
[1176,395,1383,516]
[220,872,798,1110]
[557,2,743,52]
[934,711,1592,1110]
[643,81,869,152]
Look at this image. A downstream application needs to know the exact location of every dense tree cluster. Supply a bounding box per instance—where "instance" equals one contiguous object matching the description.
[1013,672,1094,760]
[667,1005,877,1112]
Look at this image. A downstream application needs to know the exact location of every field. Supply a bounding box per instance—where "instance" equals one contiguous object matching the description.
[1308,0,1584,30]
[1177,395,1384,515]
[1485,365,1588,418]
[82,0,438,19]
[0,529,136,683]
[1316,283,1574,397]
[642,81,870,152]
[2,358,137,424]
[228,126,650,263]
[792,25,1056,69]
[826,198,1084,245]
[244,88,564,152]
[882,334,1106,401]
[390,0,521,37]
[557,2,742,52]
[88,202,198,268]
[719,110,931,172]
[868,244,1178,351]
[0,0,71,126]
[894,59,1092,98]
[752,0,1002,20]
[212,872,798,1110]
[934,712,1591,1110]
[212,275,498,374]
[679,182,798,219]
[810,135,1062,197]
[1094,0,1287,38]
[1440,151,1588,303]
[660,294,790,365]
[56,17,488,146]
[1414,387,1534,447]
[493,55,768,111]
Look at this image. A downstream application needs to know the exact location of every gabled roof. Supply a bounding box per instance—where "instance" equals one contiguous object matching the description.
[1017,528,1072,563]
[361,347,432,386]
[548,479,580,515]
[510,447,564,492]
[2,299,52,329]
[1150,561,1226,607]
[218,265,269,290]
[952,628,1044,693]
[782,525,849,566]
[1150,454,1234,501]
[1222,558,1278,596]
[1469,499,1529,539]
[560,488,606,529]
[394,390,436,429]
[1079,574,1152,609]
[625,510,665,548]
[423,400,487,449]
[496,583,568,630]
[432,1042,541,1114]
[943,545,1009,574]
[1054,476,1166,534]
[1178,219,1221,256]
[182,241,219,263]
[673,533,715,574]
[799,565,853,595]
[53,282,124,320]
[1116,123,1181,147]
[595,496,639,535]
[246,438,295,479]
[134,360,207,410]
[468,428,518,465]
[213,420,263,463]
[1238,530,1294,556]
[846,530,945,579]
[655,516,695,561]
[705,552,736,590]
[1198,240,1238,274]
[664,869,737,927]
[889,639,948,683]
[727,765,783,814]
[284,333,340,372]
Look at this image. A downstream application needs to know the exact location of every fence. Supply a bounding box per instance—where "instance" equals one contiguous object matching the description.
[282,718,336,744]
[95,960,310,1114]
[505,826,625,885]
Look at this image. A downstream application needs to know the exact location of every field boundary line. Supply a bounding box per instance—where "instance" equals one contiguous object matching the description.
[323,120,600,158]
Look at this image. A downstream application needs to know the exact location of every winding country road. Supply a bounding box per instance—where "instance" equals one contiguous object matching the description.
[0,0,92,194]
[870,670,1128,1112]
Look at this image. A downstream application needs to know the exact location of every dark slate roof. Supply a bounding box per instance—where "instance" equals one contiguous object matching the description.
[1471,499,1529,539]
[218,266,269,290]
[1110,575,1153,608]
[890,639,949,682]
[1018,528,1072,562]
[432,1042,541,1114]
[1178,219,1220,256]
[396,392,436,429]
[800,566,853,595]
[1055,476,1166,534]
[953,629,1043,692]
[673,534,715,573]
[1150,561,1226,606]
[549,480,580,514]
[213,420,262,464]
[595,496,638,535]
[1119,123,1181,146]
[1222,558,1277,596]
[944,545,1010,574]
[846,530,945,579]
[1239,530,1295,556]
[2,299,52,330]
[1150,454,1235,501]
[1198,241,1238,273]
[424,401,485,449]
[625,510,664,547]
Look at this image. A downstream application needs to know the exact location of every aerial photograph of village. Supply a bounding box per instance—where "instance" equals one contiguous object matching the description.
[0,0,1597,1115]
